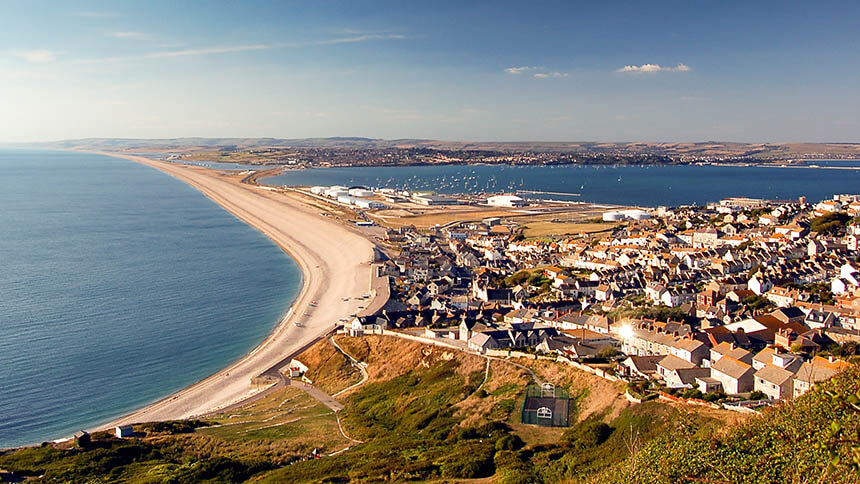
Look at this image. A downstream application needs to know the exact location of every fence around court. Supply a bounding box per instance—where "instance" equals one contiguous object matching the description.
[520,383,571,427]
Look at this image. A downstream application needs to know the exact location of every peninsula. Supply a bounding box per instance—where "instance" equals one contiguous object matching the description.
[89,152,383,426]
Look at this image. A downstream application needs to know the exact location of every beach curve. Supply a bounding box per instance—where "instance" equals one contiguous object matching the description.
[85,152,379,428]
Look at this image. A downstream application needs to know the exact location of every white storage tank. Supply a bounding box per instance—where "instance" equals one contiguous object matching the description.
[355,199,387,209]
[623,209,651,220]
[602,211,622,221]
[325,189,349,199]
[349,188,374,197]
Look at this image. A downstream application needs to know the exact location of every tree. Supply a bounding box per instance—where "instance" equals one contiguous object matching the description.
[810,212,851,234]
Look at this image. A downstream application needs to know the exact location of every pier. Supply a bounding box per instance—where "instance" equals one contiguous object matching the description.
[518,189,581,197]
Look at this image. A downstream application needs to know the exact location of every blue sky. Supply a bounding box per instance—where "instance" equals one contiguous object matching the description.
[1,0,859,142]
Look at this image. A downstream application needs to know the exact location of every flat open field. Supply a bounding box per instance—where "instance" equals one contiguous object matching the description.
[374,207,526,228]
[372,202,614,231]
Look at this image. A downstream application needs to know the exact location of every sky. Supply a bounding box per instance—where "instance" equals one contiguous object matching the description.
[1,0,859,143]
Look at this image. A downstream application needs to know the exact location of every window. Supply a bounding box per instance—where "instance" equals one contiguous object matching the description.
[537,407,552,419]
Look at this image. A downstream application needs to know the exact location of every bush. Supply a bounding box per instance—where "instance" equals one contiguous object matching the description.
[562,421,612,450]
[439,443,494,479]
[749,391,767,401]
[702,390,726,402]
[495,434,525,451]
[680,388,703,400]
[597,346,620,359]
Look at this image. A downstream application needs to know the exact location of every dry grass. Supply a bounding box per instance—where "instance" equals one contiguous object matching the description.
[334,335,485,383]
[186,386,350,460]
[454,360,532,428]
[296,337,361,395]
[512,358,631,423]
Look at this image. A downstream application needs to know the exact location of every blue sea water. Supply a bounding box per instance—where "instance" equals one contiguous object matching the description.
[0,149,301,448]
[263,163,860,206]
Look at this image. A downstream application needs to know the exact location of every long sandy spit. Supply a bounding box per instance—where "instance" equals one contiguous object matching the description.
[88,152,378,428]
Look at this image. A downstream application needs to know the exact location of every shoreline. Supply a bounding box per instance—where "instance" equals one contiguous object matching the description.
[76,151,381,433]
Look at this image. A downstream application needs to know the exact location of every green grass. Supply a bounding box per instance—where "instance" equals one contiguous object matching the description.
[596,365,860,484]
[5,337,851,484]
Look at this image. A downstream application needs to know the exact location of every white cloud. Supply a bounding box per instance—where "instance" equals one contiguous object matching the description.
[108,31,148,40]
[72,44,272,64]
[144,44,270,58]
[506,67,568,78]
[505,66,535,75]
[68,33,407,65]
[617,63,691,73]
[316,33,406,45]
[73,11,118,18]
[12,49,57,64]
[534,71,568,79]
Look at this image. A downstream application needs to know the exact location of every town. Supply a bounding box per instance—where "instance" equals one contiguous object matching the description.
[339,190,860,408]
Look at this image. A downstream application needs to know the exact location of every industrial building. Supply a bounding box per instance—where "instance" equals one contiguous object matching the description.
[413,194,461,206]
[602,209,651,221]
[486,194,526,207]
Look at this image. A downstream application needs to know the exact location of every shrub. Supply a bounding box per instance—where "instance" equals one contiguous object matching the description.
[562,421,612,450]
[439,443,494,479]
[495,434,525,451]
[680,388,703,400]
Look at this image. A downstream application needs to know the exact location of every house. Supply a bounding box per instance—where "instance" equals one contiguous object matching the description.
[74,430,91,448]
[754,365,796,400]
[656,355,710,388]
[696,377,724,394]
[748,274,774,295]
[468,326,559,353]
[804,308,837,329]
[765,286,799,307]
[752,347,803,372]
[288,359,310,378]
[348,315,387,336]
[459,317,491,342]
[708,341,753,368]
[710,356,755,394]
[770,306,806,325]
[115,425,134,438]
[670,337,710,365]
[540,336,615,359]
[619,355,664,380]
[793,356,852,398]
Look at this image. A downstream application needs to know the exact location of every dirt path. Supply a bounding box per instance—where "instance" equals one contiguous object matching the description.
[330,336,370,398]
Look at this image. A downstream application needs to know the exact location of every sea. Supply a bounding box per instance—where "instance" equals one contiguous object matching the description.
[0,149,301,448]
[262,162,860,206]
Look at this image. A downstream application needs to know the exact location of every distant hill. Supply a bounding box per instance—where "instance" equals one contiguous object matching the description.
[20,137,860,160]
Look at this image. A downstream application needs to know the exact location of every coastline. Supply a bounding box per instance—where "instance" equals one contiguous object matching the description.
[81,151,381,431]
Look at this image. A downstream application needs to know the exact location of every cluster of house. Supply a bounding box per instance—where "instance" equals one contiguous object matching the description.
[614,315,851,400]
[350,193,860,401]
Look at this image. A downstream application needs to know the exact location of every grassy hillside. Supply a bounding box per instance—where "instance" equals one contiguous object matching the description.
[596,366,860,484]
[1,335,852,483]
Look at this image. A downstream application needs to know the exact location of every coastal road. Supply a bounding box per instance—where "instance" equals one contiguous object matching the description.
[92,152,382,428]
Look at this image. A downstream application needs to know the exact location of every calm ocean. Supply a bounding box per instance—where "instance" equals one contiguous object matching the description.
[0,150,301,448]
[263,163,860,206]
